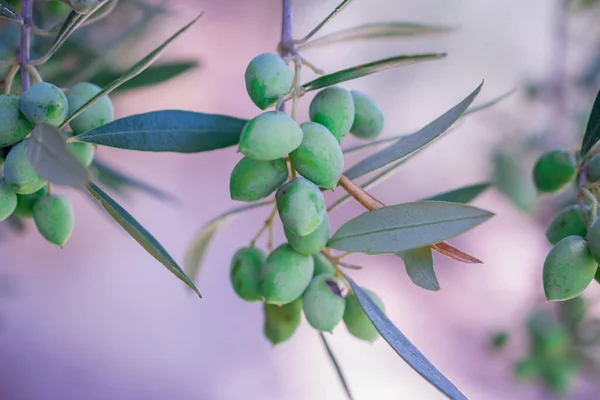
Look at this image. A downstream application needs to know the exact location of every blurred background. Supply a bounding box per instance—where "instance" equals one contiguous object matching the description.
[1,0,600,399]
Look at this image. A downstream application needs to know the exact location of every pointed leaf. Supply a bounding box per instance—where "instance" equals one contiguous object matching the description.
[423,182,492,204]
[581,88,600,158]
[184,201,271,281]
[73,110,246,153]
[27,124,90,187]
[319,333,355,400]
[345,82,483,179]
[60,13,203,128]
[89,61,199,92]
[0,0,22,23]
[301,53,446,92]
[398,247,439,291]
[345,276,468,400]
[301,22,451,49]
[85,182,201,297]
[328,201,494,254]
[298,0,356,44]
[91,158,179,202]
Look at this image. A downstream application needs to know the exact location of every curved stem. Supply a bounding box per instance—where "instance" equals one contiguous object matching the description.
[19,0,33,91]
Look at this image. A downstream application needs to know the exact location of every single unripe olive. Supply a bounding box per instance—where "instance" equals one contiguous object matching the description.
[13,185,48,219]
[588,154,600,182]
[276,177,326,236]
[3,140,47,194]
[532,149,576,193]
[514,357,541,381]
[238,112,303,161]
[545,205,587,245]
[68,142,95,167]
[284,214,330,255]
[586,217,600,264]
[313,253,336,277]
[542,236,598,301]
[0,180,17,222]
[19,82,68,126]
[66,82,114,135]
[302,274,345,332]
[230,247,265,302]
[263,296,302,345]
[245,53,294,110]
[350,90,384,139]
[229,157,288,202]
[0,94,34,147]
[289,122,343,189]
[309,86,355,142]
[343,288,384,342]
[261,243,314,305]
[33,195,74,246]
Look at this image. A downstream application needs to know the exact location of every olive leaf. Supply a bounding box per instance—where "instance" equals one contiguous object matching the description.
[302,53,446,92]
[345,276,468,400]
[72,110,247,153]
[0,0,21,23]
[423,182,492,204]
[300,22,451,49]
[581,87,600,158]
[492,151,537,213]
[345,81,483,179]
[319,333,355,400]
[328,201,494,253]
[85,182,201,297]
[398,247,440,291]
[27,124,90,187]
[60,13,203,128]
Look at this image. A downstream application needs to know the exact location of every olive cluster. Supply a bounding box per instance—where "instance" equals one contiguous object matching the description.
[228,53,385,344]
[533,149,600,300]
[0,81,114,246]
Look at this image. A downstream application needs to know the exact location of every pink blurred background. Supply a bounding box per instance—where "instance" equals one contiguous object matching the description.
[1,0,599,399]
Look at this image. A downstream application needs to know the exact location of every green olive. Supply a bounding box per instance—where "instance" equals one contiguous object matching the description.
[545,205,587,245]
[263,296,302,345]
[245,53,293,110]
[229,157,288,202]
[349,90,384,139]
[302,274,345,332]
[3,140,47,194]
[230,247,265,302]
[276,177,326,236]
[66,82,114,135]
[238,111,303,161]
[261,243,314,305]
[343,288,384,341]
[33,194,75,246]
[532,149,576,193]
[19,82,68,126]
[284,214,330,255]
[0,94,34,147]
[0,180,17,221]
[309,86,355,142]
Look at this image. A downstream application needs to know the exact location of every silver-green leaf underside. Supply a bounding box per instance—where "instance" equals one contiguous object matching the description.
[398,247,439,291]
[423,182,492,204]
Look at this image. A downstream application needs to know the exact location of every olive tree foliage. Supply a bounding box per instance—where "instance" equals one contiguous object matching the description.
[0,0,523,398]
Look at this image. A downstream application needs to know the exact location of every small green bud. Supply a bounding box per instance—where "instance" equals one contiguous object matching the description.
[261,243,314,305]
[0,180,17,222]
[276,177,326,236]
[532,149,576,193]
[289,122,343,189]
[33,195,75,246]
[19,82,68,126]
[229,157,288,202]
[545,205,587,245]
[230,247,265,302]
[245,53,293,110]
[13,185,48,219]
[309,86,355,142]
[66,82,114,135]
[313,253,336,277]
[343,288,384,342]
[284,214,330,255]
[350,90,384,139]
[0,94,34,147]
[68,142,95,167]
[263,296,302,345]
[302,274,345,332]
[3,140,47,194]
[542,236,598,301]
[238,112,303,161]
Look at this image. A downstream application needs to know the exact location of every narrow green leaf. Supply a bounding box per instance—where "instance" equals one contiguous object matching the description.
[302,53,446,92]
[300,22,451,49]
[298,0,356,44]
[462,88,516,116]
[345,276,468,400]
[27,124,90,187]
[85,182,201,297]
[581,88,600,158]
[0,0,21,23]
[89,61,199,92]
[319,333,355,400]
[345,81,483,179]
[91,158,179,202]
[423,182,492,204]
[60,13,203,128]
[328,201,494,254]
[184,201,271,281]
[73,110,246,153]
[398,247,439,291]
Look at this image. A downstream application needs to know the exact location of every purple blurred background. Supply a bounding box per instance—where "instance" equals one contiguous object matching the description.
[0,0,599,399]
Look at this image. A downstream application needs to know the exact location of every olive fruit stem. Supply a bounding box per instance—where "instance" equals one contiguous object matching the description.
[25,64,43,84]
[338,175,385,211]
[301,57,325,75]
[581,188,598,222]
[250,205,278,247]
[19,0,33,91]
[291,55,302,120]
[4,63,20,94]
